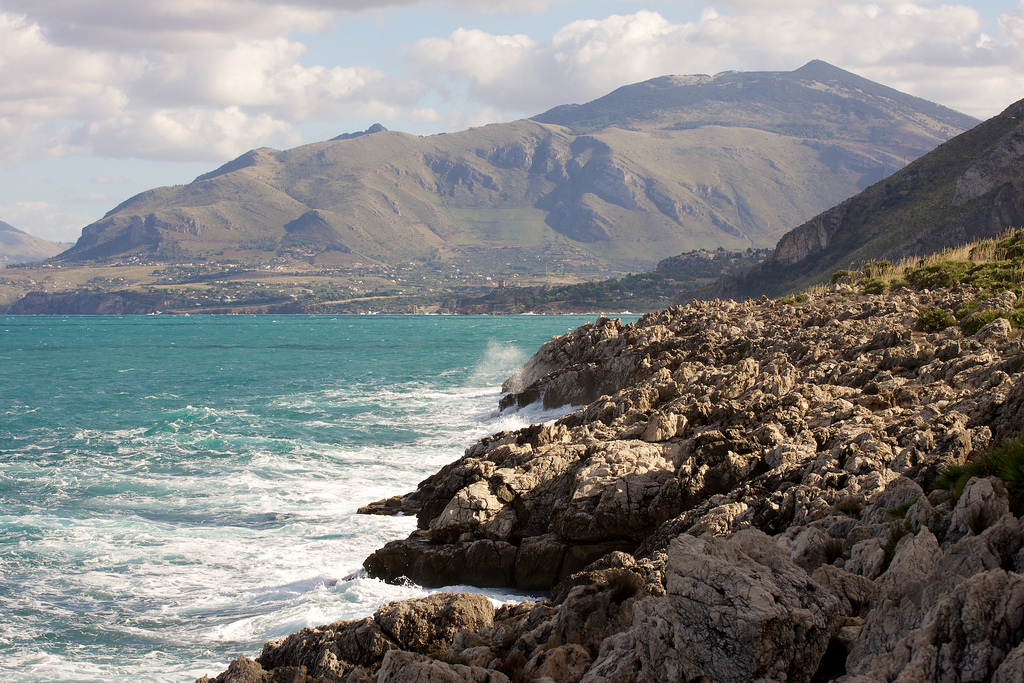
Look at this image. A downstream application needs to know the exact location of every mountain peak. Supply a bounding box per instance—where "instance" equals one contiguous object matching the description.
[330,123,389,142]
[790,59,849,79]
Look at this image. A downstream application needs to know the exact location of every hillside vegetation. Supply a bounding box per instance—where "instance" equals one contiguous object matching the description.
[786,228,1024,337]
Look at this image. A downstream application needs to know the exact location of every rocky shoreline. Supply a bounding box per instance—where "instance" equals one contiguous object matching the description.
[199,285,1024,682]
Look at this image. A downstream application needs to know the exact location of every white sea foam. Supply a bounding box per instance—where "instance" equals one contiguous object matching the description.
[0,315,625,682]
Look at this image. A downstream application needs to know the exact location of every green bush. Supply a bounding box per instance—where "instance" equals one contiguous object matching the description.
[963,262,1024,296]
[960,309,1024,336]
[905,261,972,289]
[987,229,1024,261]
[830,270,851,284]
[934,430,1024,514]
[915,308,956,332]
[862,260,893,278]
[860,278,888,295]
[885,497,919,520]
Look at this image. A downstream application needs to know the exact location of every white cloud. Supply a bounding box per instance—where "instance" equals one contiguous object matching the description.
[2,0,1023,171]
[410,4,1024,119]
[0,0,334,50]
[79,106,303,162]
[0,200,91,242]
[0,7,421,162]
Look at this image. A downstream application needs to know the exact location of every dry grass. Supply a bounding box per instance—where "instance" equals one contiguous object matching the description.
[846,228,1024,293]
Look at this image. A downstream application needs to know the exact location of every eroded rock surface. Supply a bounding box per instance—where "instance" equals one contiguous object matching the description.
[202,286,1024,682]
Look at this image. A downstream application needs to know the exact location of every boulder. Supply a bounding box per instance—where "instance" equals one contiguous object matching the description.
[632,530,841,683]
[376,650,509,683]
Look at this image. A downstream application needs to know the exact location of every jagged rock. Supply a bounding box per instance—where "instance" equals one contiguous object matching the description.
[249,593,494,681]
[844,569,1024,682]
[632,529,841,683]
[523,644,592,682]
[992,641,1024,683]
[376,650,509,683]
[209,285,1024,683]
[811,565,877,617]
[946,476,1010,543]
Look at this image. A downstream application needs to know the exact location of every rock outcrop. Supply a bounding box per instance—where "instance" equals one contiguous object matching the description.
[201,284,1024,682]
[714,98,1024,300]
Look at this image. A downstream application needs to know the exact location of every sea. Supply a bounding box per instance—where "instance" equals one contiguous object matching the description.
[0,313,627,682]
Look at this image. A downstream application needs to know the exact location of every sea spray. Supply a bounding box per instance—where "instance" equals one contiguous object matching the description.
[0,314,632,683]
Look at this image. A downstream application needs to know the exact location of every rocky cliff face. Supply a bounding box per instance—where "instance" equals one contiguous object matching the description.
[200,286,1024,683]
[715,98,1024,299]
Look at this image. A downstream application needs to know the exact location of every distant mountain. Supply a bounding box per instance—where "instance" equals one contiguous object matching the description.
[0,221,68,266]
[713,96,1024,299]
[56,61,976,277]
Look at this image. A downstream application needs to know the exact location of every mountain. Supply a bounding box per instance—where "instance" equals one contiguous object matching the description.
[0,221,68,267]
[55,61,976,278]
[713,96,1024,299]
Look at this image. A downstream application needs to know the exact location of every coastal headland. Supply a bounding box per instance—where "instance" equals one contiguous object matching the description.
[198,264,1024,682]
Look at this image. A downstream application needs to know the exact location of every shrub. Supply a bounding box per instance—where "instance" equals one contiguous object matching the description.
[830,270,852,284]
[905,261,972,289]
[882,520,912,570]
[960,309,1024,336]
[984,436,1024,513]
[915,308,956,332]
[862,260,893,278]
[888,278,909,291]
[933,430,1024,514]
[885,497,919,520]
[860,278,888,295]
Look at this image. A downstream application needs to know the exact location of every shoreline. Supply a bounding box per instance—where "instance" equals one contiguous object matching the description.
[200,285,1024,682]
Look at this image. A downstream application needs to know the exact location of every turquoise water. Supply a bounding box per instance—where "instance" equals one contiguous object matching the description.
[0,314,615,682]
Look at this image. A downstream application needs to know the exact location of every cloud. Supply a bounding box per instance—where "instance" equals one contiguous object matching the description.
[3,0,1023,170]
[78,107,302,162]
[0,0,334,50]
[410,4,1024,120]
[0,200,91,242]
[0,7,421,162]
[0,0,561,51]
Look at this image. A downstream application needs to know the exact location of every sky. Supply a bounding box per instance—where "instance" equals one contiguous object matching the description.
[1,0,1023,243]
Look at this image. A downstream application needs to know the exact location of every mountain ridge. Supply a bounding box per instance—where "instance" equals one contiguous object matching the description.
[53,61,976,280]
[712,96,1024,299]
[0,220,69,267]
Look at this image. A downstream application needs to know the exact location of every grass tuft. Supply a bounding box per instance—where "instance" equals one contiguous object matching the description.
[933,429,1024,515]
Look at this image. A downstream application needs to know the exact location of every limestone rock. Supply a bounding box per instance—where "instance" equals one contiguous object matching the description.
[633,530,841,683]
[254,593,494,680]
[210,284,1024,683]
[846,569,1024,682]
[376,650,509,683]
